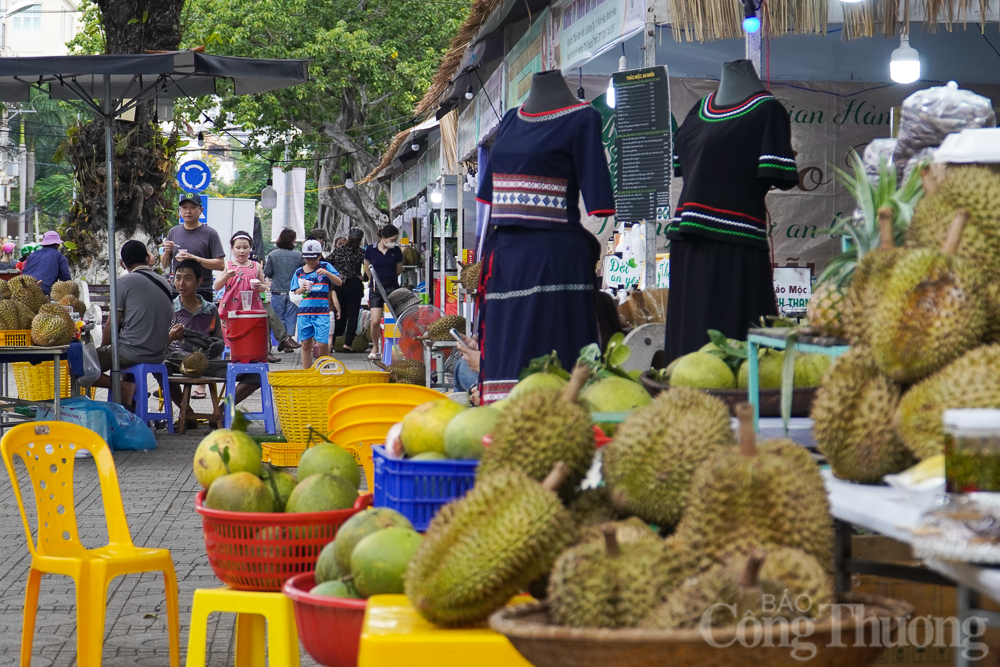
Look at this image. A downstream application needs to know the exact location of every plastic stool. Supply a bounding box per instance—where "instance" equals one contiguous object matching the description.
[226,363,276,434]
[110,364,173,433]
[186,587,299,667]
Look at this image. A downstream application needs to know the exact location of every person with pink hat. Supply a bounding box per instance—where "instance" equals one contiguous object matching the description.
[21,230,71,296]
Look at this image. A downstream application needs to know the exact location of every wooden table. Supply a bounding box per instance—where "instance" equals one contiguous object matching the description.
[168,375,226,434]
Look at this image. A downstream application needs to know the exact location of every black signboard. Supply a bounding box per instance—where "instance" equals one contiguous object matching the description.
[613,66,671,223]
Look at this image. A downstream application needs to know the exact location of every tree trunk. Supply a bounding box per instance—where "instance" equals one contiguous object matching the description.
[63,0,184,270]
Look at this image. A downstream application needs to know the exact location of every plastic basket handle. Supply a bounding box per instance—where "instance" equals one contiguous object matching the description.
[313,356,346,376]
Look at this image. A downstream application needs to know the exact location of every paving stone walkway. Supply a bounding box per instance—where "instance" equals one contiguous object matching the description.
[0,349,383,667]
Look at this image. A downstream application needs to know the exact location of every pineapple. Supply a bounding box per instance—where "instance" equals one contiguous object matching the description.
[807,151,925,339]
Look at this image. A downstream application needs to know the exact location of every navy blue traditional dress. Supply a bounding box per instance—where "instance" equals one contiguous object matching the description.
[476,102,615,403]
[665,91,799,363]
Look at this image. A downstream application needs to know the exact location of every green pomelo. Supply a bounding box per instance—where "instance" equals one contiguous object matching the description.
[669,352,736,390]
[285,474,357,513]
[204,472,274,513]
[444,406,500,460]
[411,452,448,460]
[794,354,832,388]
[662,355,683,380]
[333,507,415,574]
[193,429,262,490]
[263,465,297,512]
[737,350,785,390]
[507,372,567,400]
[400,399,467,456]
[315,541,344,583]
[699,339,742,353]
[489,398,509,411]
[297,443,361,491]
[581,376,652,436]
[310,581,355,598]
[350,527,424,597]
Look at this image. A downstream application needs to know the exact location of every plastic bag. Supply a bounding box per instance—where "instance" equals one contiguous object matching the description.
[893,81,996,178]
[79,332,101,388]
[36,397,157,451]
[863,139,897,185]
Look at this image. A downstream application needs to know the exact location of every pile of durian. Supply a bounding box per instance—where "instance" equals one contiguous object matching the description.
[403,364,835,630]
[808,165,1000,483]
[0,277,79,346]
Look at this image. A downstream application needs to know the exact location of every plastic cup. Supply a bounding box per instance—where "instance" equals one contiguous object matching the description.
[240,291,253,310]
[300,279,314,291]
[177,248,188,258]
[250,278,261,289]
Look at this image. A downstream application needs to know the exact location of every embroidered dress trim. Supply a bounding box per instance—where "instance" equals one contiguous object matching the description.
[483,379,518,403]
[485,283,593,301]
[759,154,797,172]
[491,174,570,224]
[518,103,591,122]
[699,93,774,122]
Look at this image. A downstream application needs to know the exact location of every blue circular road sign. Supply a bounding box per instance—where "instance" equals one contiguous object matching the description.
[177,160,212,193]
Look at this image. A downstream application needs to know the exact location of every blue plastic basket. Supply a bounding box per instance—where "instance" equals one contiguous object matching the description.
[372,445,478,531]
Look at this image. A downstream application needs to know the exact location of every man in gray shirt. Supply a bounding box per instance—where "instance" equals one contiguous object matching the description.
[160,196,226,300]
[93,240,176,409]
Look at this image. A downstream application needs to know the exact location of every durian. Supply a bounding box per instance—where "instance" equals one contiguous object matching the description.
[870,210,987,383]
[602,387,735,527]
[30,305,74,346]
[812,348,915,483]
[477,364,595,498]
[352,333,369,353]
[14,301,35,329]
[459,262,482,292]
[57,295,85,317]
[0,281,11,300]
[667,405,834,585]
[375,359,426,385]
[548,525,668,628]
[333,335,346,349]
[755,547,834,618]
[405,463,578,627]
[843,207,908,348]
[426,315,467,341]
[180,349,210,378]
[0,300,21,330]
[567,486,622,529]
[896,344,1000,460]
[9,275,47,314]
[577,516,658,546]
[50,280,80,302]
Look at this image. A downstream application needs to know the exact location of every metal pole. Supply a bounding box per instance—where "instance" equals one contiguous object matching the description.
[745,27,762,74]
[643,18,657,290]
[104,75,121,404]
[17,131,24,247]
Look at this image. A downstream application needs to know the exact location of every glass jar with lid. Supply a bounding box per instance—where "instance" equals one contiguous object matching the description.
[944,408,1000,493]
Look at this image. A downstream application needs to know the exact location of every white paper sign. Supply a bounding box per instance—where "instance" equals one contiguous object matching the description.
[603,254,641,288]
[656,255,669,288]
[773,267,812,312]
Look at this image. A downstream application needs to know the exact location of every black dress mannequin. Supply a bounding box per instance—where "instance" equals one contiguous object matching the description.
[521,70,581,113]
[715,59,767,106]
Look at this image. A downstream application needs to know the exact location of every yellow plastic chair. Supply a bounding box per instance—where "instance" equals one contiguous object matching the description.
[327,384,445,487]
[0,422,181,667]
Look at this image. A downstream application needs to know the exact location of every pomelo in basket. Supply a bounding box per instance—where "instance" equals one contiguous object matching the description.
[507,372,567,400]
[262,464,297,512]
[285,473,357,513]
[332,507,415,574]
[204,472,274,513]
[310,580,363,598]
[297,442,361,490]
[351,527,423,597]
[400,399,466,456]
[193,429,262,490]
[444,405,500,460]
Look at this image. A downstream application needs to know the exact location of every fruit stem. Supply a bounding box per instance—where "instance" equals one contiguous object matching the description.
[942,209,970,256]
[542,461,570,492]
[372,360,388,371]
[562,363,590,403]
[735,403,757,457]
[877,206,895,250]
[603,526,620,557]
[739,551,766,589]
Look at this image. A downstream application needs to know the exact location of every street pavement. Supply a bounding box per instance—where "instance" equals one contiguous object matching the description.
[0,348,382,667]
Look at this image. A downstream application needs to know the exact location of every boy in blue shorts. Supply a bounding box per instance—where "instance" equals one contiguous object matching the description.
[291,239,342,368]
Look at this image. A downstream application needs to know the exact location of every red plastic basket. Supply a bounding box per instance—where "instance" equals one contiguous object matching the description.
[194,491,373,591]
[283,572,367,667]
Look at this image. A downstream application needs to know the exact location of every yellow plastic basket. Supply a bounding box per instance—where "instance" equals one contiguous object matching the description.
[268,357,389,443]
[262,441,306,467]
[13,361,93,401]
[0,330,31,347]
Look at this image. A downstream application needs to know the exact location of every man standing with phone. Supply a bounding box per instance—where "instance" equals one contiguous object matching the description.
[161,195,226,301]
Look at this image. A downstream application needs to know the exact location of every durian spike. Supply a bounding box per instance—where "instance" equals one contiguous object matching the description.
[735,403,757,457]
[877,205,895,250]
[562,363,590,403]
[542,461,571,493]
[602,526,620,557]
[738,551,766,589]
[942,209,970,256]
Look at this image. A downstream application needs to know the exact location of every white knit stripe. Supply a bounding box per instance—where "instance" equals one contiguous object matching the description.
[759,155,795,164]
[486,283,593,301]
[680,211,765,233]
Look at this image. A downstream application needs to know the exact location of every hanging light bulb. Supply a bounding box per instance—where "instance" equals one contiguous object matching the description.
[260,178,277,210]
[430,186,443,204]
[743,0,761,33]
[411,140,420,152]
[197,131,205,148]
[344,172,355,189]
[607,55,627,109]
[890,32,920,84]
[465,86,474,100]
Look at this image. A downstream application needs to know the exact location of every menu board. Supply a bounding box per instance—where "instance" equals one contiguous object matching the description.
[612,65,671,223]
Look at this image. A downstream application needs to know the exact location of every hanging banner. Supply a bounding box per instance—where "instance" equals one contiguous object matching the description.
[556,0,646,70]
[506,8,549,110]
[478,65,505,144]
[457,100,478,162]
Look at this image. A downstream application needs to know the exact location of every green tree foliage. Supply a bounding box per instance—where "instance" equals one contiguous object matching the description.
[181,0,467,240]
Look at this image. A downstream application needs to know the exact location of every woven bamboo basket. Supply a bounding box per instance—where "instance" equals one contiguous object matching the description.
[489,594,914,667]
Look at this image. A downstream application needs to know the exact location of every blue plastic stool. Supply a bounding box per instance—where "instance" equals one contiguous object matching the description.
[225,363,276,434]
[109,364,174,433]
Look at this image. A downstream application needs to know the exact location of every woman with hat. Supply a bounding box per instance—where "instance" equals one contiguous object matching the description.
[21,230,71,296]
[331,227,366,354]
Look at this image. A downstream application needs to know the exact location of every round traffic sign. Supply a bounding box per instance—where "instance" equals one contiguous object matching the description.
[177,160,212,193]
